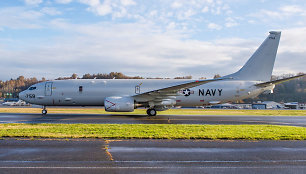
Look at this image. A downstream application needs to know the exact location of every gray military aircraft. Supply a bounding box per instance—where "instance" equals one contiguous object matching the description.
[19,31,304,116]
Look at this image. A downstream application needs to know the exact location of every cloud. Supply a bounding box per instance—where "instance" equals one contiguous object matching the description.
[78,0,136,17]
[180,28,306,77]
[0,20,238,79]
[249,5,306,22]
[1,20,305,80]
[270,28,306,75]
[277,27,306,53]
[207,23,222,30]
[171,2,182,9]
[250,9,280,19]
[279,5,305,15]
[94,4,112,16]
[55,0,73,4]
[201,6,209,13]
[78,0,112,16]
[225,17,238,28]
[0,1,305,80]
[120,0,136,6]
[41,7,62,16]
[0,7,43,29]
[76,0,232,23]
[24,0,43,5]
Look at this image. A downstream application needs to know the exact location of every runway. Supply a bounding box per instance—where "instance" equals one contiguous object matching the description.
[0,139,305,174]
[0,113,306,127]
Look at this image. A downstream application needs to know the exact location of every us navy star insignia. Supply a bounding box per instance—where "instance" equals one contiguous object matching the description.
[183,88,191,96]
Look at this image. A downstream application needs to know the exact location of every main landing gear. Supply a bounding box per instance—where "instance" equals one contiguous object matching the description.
[146,108,157,116]
[42,106,47,115]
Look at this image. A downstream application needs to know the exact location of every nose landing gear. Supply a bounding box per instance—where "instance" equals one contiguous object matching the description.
[42,106,47,115]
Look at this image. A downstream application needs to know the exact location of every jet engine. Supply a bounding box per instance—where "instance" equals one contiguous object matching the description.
[104,96,135,112]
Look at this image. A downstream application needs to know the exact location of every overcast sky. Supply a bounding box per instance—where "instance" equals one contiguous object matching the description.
[0,0,305,80]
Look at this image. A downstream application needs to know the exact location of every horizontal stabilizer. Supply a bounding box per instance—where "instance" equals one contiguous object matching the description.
[255,74,305,87]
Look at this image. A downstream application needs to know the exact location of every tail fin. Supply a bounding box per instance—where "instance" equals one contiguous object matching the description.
[223,31,281,82]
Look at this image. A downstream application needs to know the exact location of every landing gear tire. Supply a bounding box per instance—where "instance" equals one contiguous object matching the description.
[42,106,47,115]
[42,110,47,115]
[147,109,157,116]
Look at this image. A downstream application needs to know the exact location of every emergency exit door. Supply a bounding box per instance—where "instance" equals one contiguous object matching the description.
[45,82,53,96]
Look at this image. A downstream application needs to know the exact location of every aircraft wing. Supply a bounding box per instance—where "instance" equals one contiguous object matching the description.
[133,78,225,102]
[255,74,305,87]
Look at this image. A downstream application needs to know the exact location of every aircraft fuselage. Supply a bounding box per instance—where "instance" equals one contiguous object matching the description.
[19,79,272,107]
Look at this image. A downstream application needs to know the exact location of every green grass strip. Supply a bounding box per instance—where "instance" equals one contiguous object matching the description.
[1,124,306,140]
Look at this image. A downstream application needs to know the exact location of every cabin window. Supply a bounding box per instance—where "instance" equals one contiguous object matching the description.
[28,87,36,90]
[79,86,83,92]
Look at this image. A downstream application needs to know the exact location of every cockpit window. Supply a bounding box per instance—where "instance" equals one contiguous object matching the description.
[28,87,37,90]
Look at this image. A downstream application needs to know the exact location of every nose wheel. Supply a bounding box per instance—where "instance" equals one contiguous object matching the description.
[42,106,47,115]
[146,108,157,116]
[42,110,47,115]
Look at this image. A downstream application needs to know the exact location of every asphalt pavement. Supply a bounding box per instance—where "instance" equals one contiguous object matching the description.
[0,139,305,174]
[0,112,306,127]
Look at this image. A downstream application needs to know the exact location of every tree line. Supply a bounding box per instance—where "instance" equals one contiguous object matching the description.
[0,76,46,98]
[0,72,305,103]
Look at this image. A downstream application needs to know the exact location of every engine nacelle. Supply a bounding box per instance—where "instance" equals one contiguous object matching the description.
[160,99,176,106]
[104,96,135,112]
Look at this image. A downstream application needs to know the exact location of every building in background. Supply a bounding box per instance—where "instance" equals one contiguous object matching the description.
[284,102,306,109]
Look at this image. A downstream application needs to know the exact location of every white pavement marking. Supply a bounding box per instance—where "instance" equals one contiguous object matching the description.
[1,160,306,163]
[108,147,306,153]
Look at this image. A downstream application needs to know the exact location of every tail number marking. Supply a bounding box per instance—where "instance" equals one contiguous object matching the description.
[25,94,35,98]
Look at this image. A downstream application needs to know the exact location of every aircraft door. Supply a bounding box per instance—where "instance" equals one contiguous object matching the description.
[45,82,53,96]
[135,85,140,94]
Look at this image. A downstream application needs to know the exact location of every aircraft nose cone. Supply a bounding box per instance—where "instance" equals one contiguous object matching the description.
[19,91,25,100]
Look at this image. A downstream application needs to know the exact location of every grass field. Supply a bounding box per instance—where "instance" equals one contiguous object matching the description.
[0,107,305,116]
[1,124,306,140]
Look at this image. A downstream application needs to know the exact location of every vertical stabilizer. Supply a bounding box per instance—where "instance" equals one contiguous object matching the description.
[223,31,281,82]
